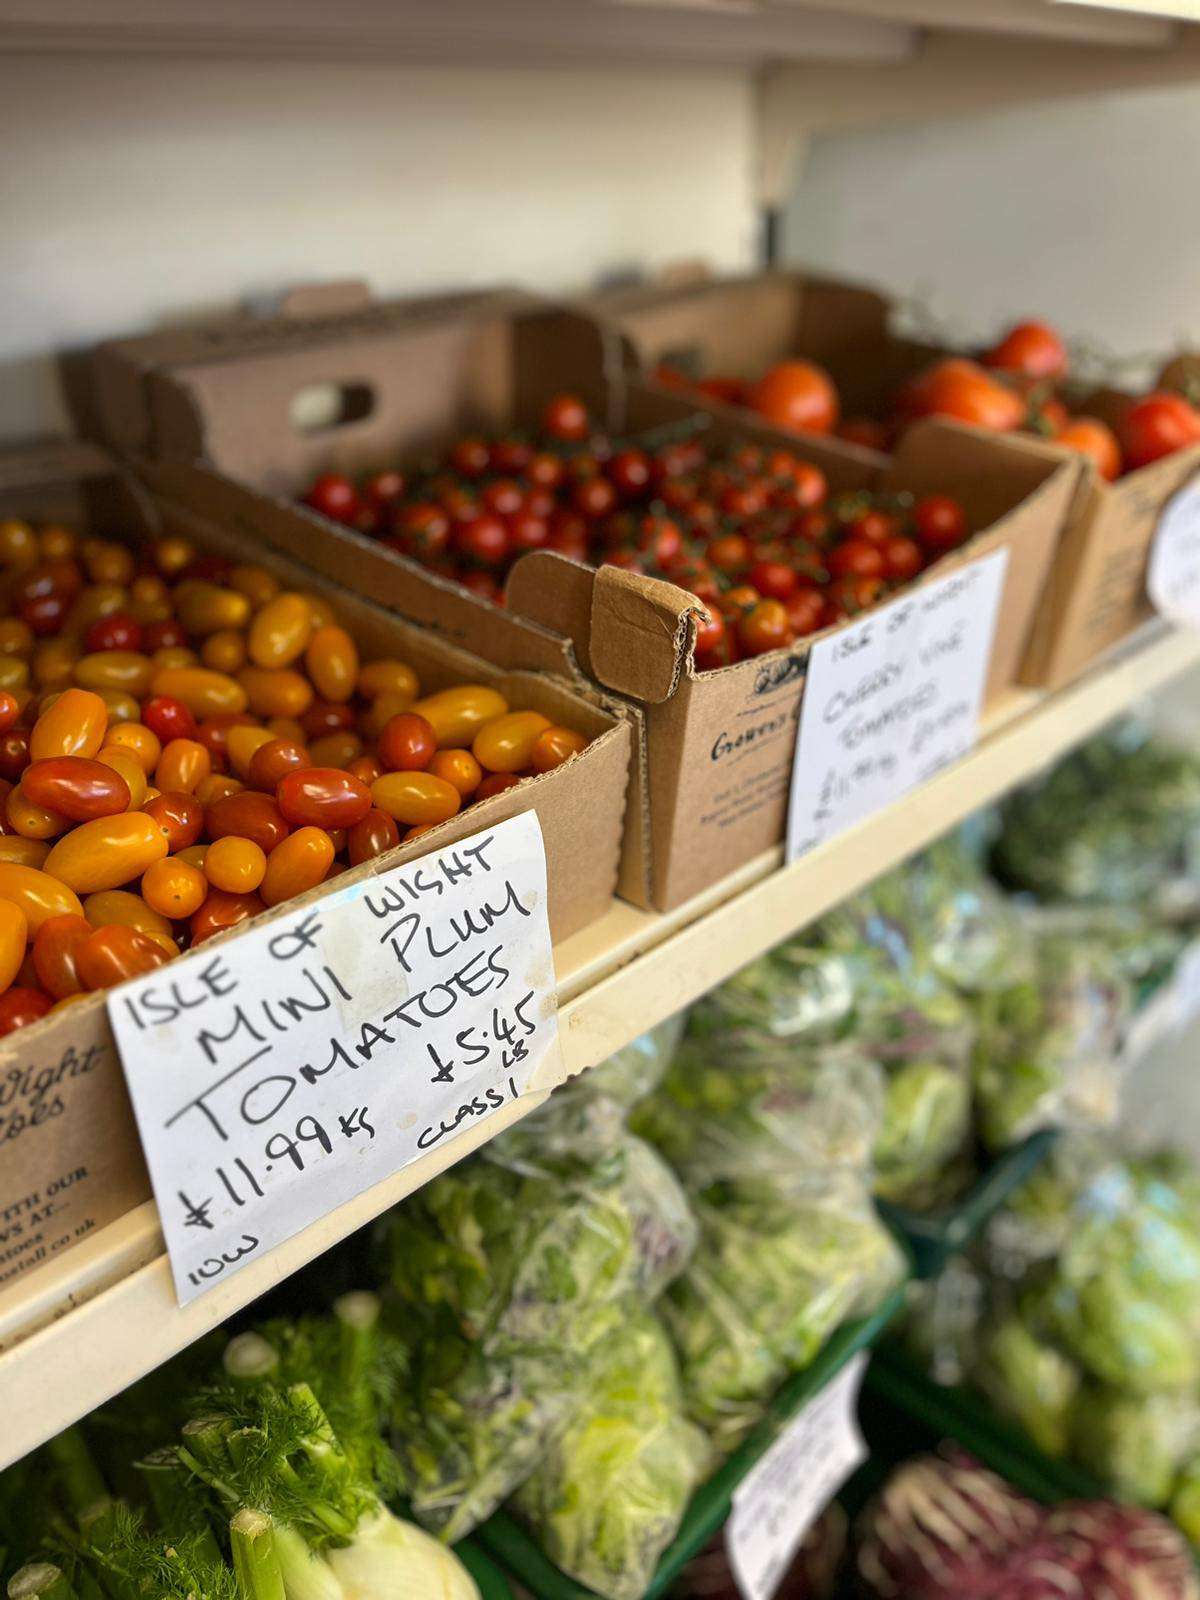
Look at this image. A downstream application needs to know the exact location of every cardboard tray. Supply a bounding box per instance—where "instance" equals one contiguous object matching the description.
[591,268,1200,694]
[472,1285,908,1600]
[876,1129,1057,1282]
[0,440,631,1292]
[92,290,1079,912]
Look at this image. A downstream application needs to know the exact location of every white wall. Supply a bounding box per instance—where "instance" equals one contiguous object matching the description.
[784,81,1200,373]
[0,53,758,440]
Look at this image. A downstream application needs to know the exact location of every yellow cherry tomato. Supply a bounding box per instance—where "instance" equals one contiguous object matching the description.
[472,711,552,773]
[30,687,108,761]
[82,889,177,953]
[0,837,50,868]
[261,827,335,908]
[0,864,84,931]
[44,813,169,894]
[204,835,267,895]
[238,667,313,720]
[305,625,359,703]
[370,771,462,827]
[141,858,208,921]
[0,899,27,995]
[413,685,509,749]
[151,666,248,719]
[248,592,313,669]
[97,744,148,809]
[104,721,161,774]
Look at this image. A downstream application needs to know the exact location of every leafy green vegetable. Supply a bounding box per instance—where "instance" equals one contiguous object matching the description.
[512,1307,710,1600]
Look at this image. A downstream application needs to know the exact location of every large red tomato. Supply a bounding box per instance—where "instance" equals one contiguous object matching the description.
[982,320,1068,381]
[900,358,1025,433]
[1119,392,1200,471]
[1054,417,1122,482]
[749,360,839,435]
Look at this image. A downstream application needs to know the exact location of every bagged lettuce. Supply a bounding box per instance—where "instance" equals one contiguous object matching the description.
[993,724,1200,920]
[512,1307,711,1600]
[379,1099,697,1538]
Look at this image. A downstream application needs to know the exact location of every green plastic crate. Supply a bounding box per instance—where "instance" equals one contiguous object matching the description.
[474,1286,908,1600]
[876,1129,1056,1279]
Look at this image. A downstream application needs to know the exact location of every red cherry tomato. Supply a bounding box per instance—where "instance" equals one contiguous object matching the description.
[913,495,969,552]
[304,474,360,524]
[508,511,550,553]
[142,619,186,653]
[849,510,900,544]
[608,449,652,498]
[749,560,799,602]
[482,479,524,519]
[142,695,198,744]
[450,438,491,478]
[883,534,924,581]
[827,538,886,580]
[542,394,590,442]
[364,470,406,508]
[785,586,826,638]
[738,599,792,657]
[85,613,143,653]
[390,502,452,561]
[456,514,509,568]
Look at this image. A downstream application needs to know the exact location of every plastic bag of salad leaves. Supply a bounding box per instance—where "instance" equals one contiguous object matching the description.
[661,1173,905,1454]
[379,1100,698,1538]
[511,1305,712,1600]
[972,919,1131,1152]
[993,723,1200,920]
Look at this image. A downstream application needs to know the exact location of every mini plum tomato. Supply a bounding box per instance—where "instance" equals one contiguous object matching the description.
[154,738,211,795]
[347,807,400,867]
[530,726,588,773]
[428,748,483,798]
[299,699,353,740]
[785,586,826,638]
[370,771,462,828]
[0,729,31,782]
[472,711,552,774]
[104,721,161,774]
[22,757,131,821]
[0,987,51,1035]
[141,857,208,920]
[827,538,886,580]
[304,473,360,525]
[76,925,169,991]
[204,836,267,896]
[151,666,248,720]
[190,888,264,944]
[357,659,420,704]
[247,592,314,670]
[97,744,148,809]
[29,687,108,761]
[0,838,50,868]
[0,864,84,931]
[542,394,590,442]
[475,773,522,802]
[194,711,256,767]
[378,712,437,773]
[206,790,290,855]
[141,695,197,745]
[0,692,19,734]
[411,686,508,749]
[142,791,205,853]
[260,827,336,908]
[304,625,358,704]
[246,738,310,792]
[738,599,792,657]
[7,785,68,842]
[913,495,968,552]
[43,812,169,894]
[32,913,90,999]
[224,725,274,780]
[240,668,313,721]
[82,890,175,952]
[85,612,143,654]
[308,731,362,769]
[0,898,27,994]
[883,535,924,581]
[276,768,372,830]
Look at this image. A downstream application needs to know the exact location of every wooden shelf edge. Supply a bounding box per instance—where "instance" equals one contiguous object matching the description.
[0,622,1196,1471]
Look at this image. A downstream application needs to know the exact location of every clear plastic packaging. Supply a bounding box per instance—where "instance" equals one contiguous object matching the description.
[512,1307,711,1600]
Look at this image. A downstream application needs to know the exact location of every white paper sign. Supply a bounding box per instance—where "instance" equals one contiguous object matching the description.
[787,550,1009,861]
[108,811,562,1305]
[1148,478,1200,628]
[1173,940,1200,1030]
[726,1353,869,1600]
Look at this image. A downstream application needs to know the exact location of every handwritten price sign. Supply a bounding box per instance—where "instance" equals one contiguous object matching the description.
[108,812,562,1305]
[787,549,1008,861]
[1148,478,1200,629]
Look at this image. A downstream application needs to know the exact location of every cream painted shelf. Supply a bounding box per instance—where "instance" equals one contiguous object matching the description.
[0,621,1197,1471]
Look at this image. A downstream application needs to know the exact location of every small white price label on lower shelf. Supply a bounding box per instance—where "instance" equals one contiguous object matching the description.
[1148,478,1200,628]
[726,1353,869,1600]
[108,811,562,1306]
[787,549,1009,861]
